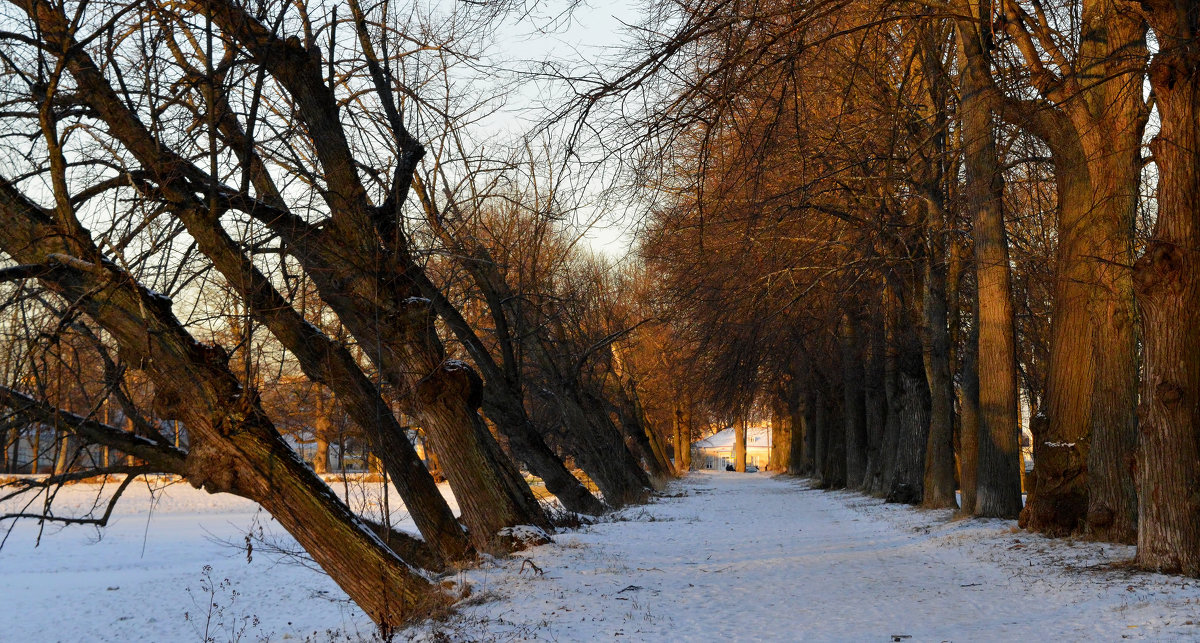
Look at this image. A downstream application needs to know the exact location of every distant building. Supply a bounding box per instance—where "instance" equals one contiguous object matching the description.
[691,426,772,470]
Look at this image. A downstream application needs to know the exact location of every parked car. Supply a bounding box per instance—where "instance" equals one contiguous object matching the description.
[725,463,760,473]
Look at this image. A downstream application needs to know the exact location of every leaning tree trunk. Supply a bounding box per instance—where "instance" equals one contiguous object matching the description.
[47,0,543,554]
[1133,18,1200,574]
[611,377,672,480]
[0,182,446,631]
[479,390,607,515]
[558,387,652,507]
[411,276,606,514]
[186,0,550,549]
[629,380,676,477]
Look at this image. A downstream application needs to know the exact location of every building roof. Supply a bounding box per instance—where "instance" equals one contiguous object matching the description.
[693,426,772,449]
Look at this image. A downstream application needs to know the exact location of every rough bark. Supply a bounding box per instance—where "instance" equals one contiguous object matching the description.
[887,329,930,505]
[921,244,959,509]
[994,0,1147,541]
[954,20,1022,518]
[479,391,606,514]
[1132,6,1200,574]
[557,388,652,507]
[1078,6,1144,545]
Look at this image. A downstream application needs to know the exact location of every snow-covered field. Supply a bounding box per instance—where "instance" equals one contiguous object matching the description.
[4,472,1200,641]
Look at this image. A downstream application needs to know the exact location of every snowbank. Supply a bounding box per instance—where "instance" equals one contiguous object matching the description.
[3,472,1198,641]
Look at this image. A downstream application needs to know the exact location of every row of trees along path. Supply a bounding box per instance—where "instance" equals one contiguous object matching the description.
[1,0,1199,635]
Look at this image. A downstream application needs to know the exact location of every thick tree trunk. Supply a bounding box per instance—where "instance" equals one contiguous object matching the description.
[958,318,981,515]
[862,304,889,494]
[1024,150,1139,535]
[557,388,651,507]
[53,430,75,475]
[822,377,848,489]
[808,387,823,480]
[876,313,904,498]
[313,436,330,476]
[769,394,791,473]
[405,177,612,514]
[673,403,686,471]
[43,1,490,559]
[734,418,747,472]
[955,37,1022,518]
[816,371,854,487]
[1016,2,1145,540]
[842,316,868,490]
[170,196,475,562]
[630,381,675,478]
[479,391,606,515]
[921,247,959,509]
[186,0,551,547]
[312,395,332,475]
[681,396,694,471]
[611,378,672,480]
[888,331,930,505]
[787,377,807,475]
[1133,22,1200,574]
[413,276,604,515]
[1078,2,1144,547]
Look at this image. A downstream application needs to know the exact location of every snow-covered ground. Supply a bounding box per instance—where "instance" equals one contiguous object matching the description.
[4,472,1200,641]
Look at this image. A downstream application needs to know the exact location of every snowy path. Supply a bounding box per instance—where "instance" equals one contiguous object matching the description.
[3,472,1200,641]
[441,472,1200,641]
